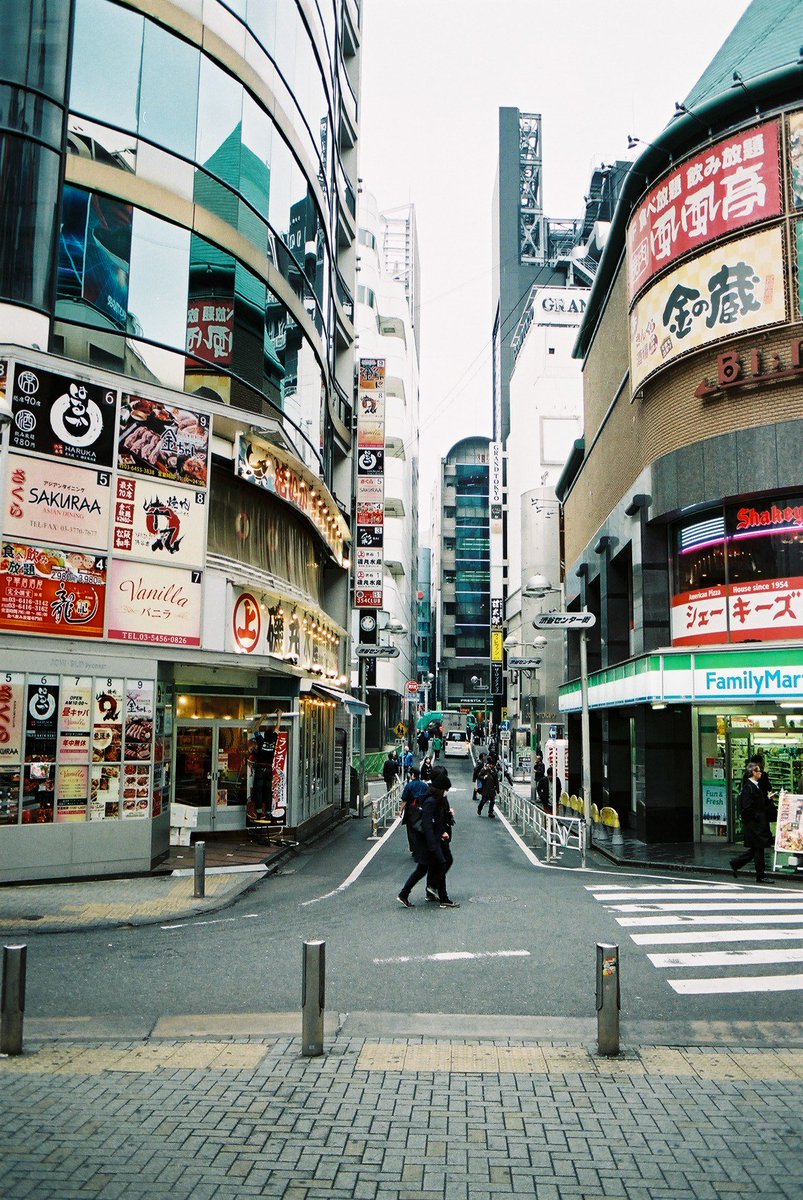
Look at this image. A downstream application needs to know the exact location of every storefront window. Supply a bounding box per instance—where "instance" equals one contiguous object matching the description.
[298,695,334,822]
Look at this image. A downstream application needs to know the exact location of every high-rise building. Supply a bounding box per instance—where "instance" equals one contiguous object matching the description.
[353,191,420,746]
[436,437,493,715]
[0,0,363,881]
[562,0,803,860]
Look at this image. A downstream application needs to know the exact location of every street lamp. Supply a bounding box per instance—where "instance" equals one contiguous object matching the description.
[503,633,546,793]
[528,576,593,852]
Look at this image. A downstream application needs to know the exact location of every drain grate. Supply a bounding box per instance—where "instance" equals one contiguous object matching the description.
[468,895,520,904]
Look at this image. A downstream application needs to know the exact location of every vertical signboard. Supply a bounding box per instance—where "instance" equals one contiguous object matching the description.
[490,442,504,696]
[356,358,385,620]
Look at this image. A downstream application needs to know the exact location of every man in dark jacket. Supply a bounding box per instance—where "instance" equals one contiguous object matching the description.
[476,760,499,818]
[398,769,459,908]
[731,762,776,883]
[382,752,399,792]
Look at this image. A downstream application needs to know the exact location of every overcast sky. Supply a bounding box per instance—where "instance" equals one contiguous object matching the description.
[358,0,752,526]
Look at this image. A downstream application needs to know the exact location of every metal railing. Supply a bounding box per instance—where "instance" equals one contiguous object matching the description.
[369,779,402,839]
[497,780,586,863]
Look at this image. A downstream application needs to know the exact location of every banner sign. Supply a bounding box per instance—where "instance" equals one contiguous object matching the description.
[0,673,25,763]
[271,729,288,823]
[235,431,348,563]
[106,561,202,647]
[0,542,106,639]
[630,226,787,392]
[774,792,803,856]
[627,120,782,301]
[228,584,341,675]
[112,476,206,568]
[3,454,111,550]
[9,363,117,467]
[355,358,385,607]
[118,395,210,488]
[672,576,803,645]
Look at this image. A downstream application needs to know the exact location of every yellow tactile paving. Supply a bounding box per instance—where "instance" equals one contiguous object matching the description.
[354,1043,799,1080]
[0,1041,267,1074]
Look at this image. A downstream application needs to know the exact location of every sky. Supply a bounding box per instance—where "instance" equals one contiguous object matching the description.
[358,0,753,523]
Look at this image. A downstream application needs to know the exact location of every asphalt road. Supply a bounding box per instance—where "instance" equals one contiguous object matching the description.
[21,754,803,1027]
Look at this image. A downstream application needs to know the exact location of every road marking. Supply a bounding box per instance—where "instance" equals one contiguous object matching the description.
[609,900,803,913]
[301,815,403,905]
[161,913,259,931]
[632,927,803,945]
[649,947,803,969]
[373,949,530,966]
[618,912,803,927]
[668,973,803,995]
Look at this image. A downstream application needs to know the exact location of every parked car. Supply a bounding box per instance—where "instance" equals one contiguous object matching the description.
[444,730,470,758]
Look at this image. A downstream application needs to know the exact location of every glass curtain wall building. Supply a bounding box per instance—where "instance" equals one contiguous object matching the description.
[438,437,492,710]
[0,0,362,880]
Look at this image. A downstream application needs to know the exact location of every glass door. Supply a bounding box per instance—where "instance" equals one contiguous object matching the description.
[174,721,251,831]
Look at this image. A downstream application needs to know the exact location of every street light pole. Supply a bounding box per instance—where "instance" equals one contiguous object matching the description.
[358,655,367,818]
[579,617,591,853]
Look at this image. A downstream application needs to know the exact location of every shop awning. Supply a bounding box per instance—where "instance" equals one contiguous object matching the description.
[300,680,370,716]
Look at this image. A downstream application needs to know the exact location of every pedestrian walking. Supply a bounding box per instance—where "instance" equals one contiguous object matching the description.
[400,767,427,854]
[382,751,399,793]
[420,755,433,781]
[731,761,776,883]
[426,765,455,900]
[471,752,487,804]
[402,745,415,781]
[431,730,443,760]
[476,759,499,818]
[416,728,429,756]
[398,769,459,908]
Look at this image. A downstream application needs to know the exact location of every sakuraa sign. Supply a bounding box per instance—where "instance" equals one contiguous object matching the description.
[696,337,803,401]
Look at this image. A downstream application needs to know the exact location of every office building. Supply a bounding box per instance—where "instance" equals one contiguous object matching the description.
[0,0,362,880]
[561,0,803,863]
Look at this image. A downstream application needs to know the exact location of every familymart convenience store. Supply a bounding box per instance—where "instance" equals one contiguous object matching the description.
[559,647,803,866]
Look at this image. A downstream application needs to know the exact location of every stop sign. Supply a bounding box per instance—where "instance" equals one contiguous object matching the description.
[405,679,420,694]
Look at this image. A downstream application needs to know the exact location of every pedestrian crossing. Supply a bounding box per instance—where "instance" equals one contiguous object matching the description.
[587,881,803,995]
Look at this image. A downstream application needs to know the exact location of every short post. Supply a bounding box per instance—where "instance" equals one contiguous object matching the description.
[1,944,27,1056]
[301,939,325,1057]
[193,840,206,898]
[596,943,620,1057]
[368,798,380,840]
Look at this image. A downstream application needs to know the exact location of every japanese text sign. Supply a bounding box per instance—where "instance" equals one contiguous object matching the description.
[630,226,786,393]
[627,120,781,302]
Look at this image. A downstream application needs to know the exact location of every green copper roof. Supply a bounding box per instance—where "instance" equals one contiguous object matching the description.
[682,0,803,109]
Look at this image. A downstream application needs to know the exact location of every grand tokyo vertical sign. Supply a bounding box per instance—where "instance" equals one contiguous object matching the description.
[355,359,385,608]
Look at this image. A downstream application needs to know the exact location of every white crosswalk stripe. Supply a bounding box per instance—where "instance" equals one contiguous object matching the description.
[587,881,803,996]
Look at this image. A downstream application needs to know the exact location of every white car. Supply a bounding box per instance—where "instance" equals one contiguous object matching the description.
[444,730,470,758]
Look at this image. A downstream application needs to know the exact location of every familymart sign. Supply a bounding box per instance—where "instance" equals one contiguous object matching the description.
[559,648,803,712]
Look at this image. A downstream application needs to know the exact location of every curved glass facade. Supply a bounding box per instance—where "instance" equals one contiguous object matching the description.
[0,0,355,480]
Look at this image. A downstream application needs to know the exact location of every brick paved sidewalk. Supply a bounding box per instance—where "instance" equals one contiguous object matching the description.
[2,1031,801,1199]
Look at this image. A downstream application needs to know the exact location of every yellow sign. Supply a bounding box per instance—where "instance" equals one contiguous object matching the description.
[501,708,508,722]
[630,226,787,392]
[491,630,504,662]
[394,722,407,738]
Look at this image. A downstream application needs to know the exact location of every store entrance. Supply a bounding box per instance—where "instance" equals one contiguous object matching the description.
[174,722,251,831]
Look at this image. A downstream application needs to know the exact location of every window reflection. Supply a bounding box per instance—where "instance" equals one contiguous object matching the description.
[140,19,199,159]
[70,0,143,132]
[127,209,190,349]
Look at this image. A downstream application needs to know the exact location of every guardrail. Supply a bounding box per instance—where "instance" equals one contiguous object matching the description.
[368,779,402,839]
[497,780,587,864]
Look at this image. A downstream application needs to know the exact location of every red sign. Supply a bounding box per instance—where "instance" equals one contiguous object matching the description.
[271,729,288,823]
[672,578,803,645]
[405,680,420,694]
[0,543,106,639]
[627,120,781,302]
[355,588,383,608]
[232,592,261,653]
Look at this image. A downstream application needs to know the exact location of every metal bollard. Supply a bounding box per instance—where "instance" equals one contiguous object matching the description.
[1,944,27,1055]
[193,840,206,898]
[368,799,380,840]
[301,939,325,1057]
[596,943,620,1057]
